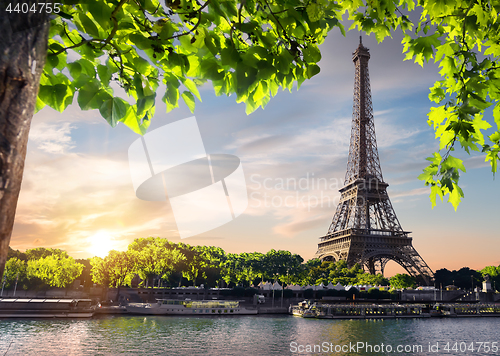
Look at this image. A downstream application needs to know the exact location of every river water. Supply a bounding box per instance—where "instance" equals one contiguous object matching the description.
[1,315,499,355]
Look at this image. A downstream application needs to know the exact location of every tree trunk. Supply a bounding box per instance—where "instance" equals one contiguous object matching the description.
[0,8,50,280]
[115,285,121,304]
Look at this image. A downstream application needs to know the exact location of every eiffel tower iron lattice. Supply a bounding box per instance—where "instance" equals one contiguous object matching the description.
[315,38,434,285]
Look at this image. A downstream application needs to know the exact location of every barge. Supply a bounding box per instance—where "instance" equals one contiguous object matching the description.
[291,301,500,319]
[0,298,95,318]
[127,299,258,315]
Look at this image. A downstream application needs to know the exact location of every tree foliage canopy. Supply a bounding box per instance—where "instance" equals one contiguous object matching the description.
[26,254,83,288]
[3,257,27,289]
[389,273,416,289]
[31,0,498,208]
[41,0,338,133]
[6,241,500,291]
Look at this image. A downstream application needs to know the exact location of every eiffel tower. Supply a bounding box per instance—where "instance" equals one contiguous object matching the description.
[315,38,434,285]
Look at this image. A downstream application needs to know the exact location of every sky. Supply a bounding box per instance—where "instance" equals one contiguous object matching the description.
[10,27,500,278]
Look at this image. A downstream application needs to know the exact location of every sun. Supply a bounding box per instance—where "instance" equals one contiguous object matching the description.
[87,231,117,258]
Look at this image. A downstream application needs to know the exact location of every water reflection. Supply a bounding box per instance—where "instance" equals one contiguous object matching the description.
[1,316,500,355]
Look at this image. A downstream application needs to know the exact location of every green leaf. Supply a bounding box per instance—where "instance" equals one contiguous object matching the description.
[67,62,82,80]
[182,78,202,101]
[78,79,110,110]
[471,116,492,146]
[493,103,500,130]
[448,183,464,211]
[306,3,324,22]
[38,84,73,112]
[276,53,291,75]
[158,21,176,40]
[441,155,466,173]
[97,65,111,86]
[87,1,112,31]
[133,57,152,75]
[221,46,241,67]
[469,93,491,111]
[491,132,500,143]
[99,97,129,127]
[77,13,100,38]
[485,150,499,173]
[200,60,224,81]
[406,33,441,66]
[35,96,46,113]
[257,61,276,80]
[181,91,196,113]
[137,94,156,117]
[46,45,67,71]
[306,64,321,79]
[76,58,96,78]
[191,29,207,49]
[163,85,179,113]
[302,45,321,63]
[120,106,150,135]
[129,33,152,50]
[430,185,444,209]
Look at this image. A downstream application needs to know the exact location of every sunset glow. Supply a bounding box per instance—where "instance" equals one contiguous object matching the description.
[87,231,117,258]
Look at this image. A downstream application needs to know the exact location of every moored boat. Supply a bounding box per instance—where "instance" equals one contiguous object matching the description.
[0,298,95,318]
[291,301,500,319]
[291,300,317,318]
[126,299,258,315]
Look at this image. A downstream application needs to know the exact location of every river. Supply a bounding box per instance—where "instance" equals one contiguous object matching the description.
[1,315,499,355]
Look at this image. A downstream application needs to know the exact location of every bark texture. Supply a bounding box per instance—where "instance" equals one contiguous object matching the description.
[0,8,50,279]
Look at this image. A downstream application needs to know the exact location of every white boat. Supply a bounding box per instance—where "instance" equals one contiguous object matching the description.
[291,300,317,318]
[126,299,258,315]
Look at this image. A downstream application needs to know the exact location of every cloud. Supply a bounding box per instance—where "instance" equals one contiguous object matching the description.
[374,114,422,148]
[28,122,75,154]
[464,155,489,170]
[273,215,328,238]
[238,134,296,153]
[391,187,429,199]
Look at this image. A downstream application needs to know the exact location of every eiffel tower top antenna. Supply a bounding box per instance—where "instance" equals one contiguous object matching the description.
[345,34,383,188]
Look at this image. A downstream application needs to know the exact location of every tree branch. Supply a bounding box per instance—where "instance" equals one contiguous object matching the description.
[261,0,291,44]
[101,0,129,49]
[49,38,104,56]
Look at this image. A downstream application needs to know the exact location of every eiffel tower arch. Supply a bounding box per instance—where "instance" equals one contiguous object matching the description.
[315,38,434,285]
